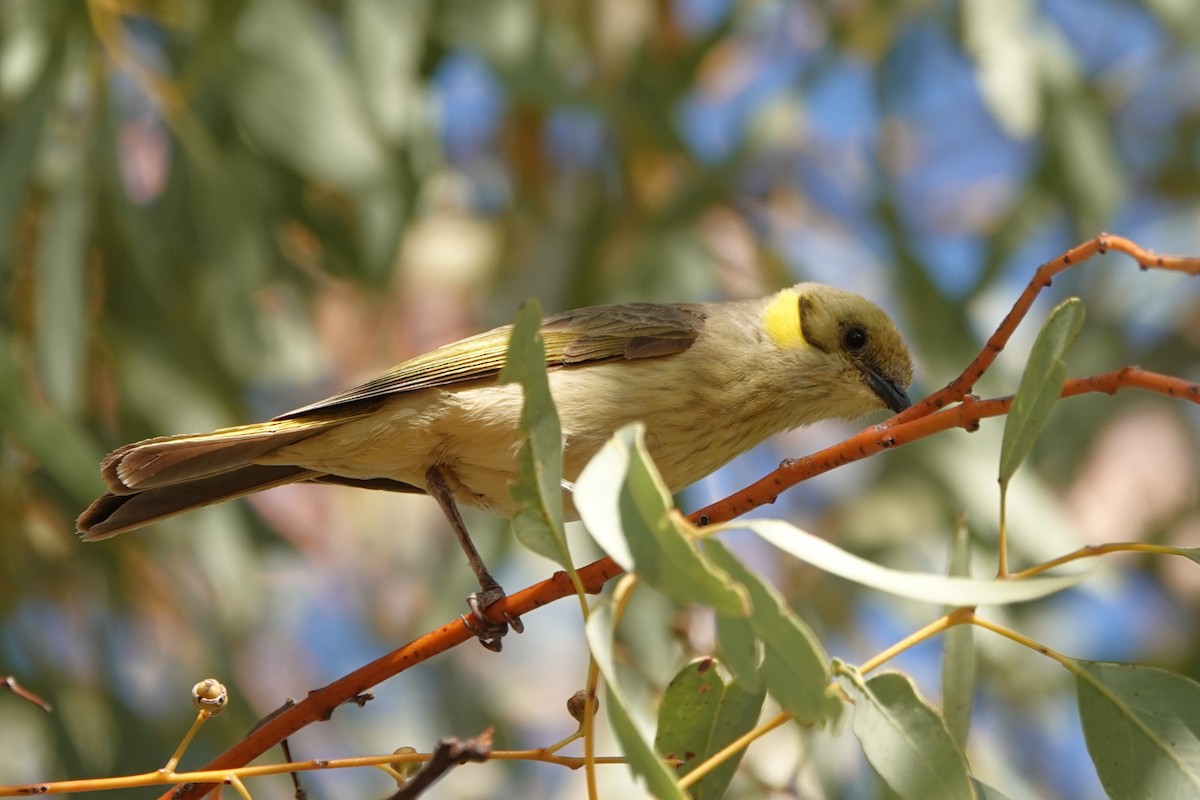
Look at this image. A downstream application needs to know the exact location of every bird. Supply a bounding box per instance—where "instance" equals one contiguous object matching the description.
[78,283,914,649]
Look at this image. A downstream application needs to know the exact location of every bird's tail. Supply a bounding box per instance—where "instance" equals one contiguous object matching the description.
[77,417,345,540]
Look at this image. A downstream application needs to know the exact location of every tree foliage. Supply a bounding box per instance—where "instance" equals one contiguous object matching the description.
[2,2,1200,798]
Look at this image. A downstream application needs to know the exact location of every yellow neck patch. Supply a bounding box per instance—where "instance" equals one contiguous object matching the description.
[763,288,806,349]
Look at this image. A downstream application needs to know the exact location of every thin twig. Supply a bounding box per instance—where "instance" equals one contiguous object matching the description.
[1,675,52,713]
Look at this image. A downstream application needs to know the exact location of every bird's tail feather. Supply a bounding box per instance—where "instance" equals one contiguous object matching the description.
[99,418,348,493]
[77,464,319,540]
[80,415,361,539]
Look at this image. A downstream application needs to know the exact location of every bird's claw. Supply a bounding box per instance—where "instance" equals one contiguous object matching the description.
[462,588,524,652]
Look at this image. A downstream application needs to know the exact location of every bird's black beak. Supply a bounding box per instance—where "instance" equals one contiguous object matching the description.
[866,369,911,413]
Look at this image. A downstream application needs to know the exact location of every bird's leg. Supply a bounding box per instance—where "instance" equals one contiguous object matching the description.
[424,466,524,651]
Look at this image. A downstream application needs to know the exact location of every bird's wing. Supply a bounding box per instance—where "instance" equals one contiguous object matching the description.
[275,302,707,420]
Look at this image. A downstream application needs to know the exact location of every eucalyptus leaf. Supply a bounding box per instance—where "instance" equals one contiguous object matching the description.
[999,297,1085,485]
[703,541,829,723]
[842,668,975,800]
[576,424,748,617]
[972,778,1013,799]
[36,160,89,413]
[655,658,765,800]
[233,0,388,188]
[1074,660,1200,799]
[942,518,976,749]
[586,603,689,800]
[722,518,1089,606]
[0,41,57,256]
[500,299,571,570]
[715,615,762,690]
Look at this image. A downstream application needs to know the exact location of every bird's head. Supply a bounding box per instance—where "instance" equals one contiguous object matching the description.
[761,283,914,420]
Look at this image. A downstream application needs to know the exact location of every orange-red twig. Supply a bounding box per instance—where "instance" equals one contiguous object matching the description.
[894,233,1200,424]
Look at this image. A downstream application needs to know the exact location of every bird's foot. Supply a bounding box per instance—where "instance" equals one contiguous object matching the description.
[461,586,524,652]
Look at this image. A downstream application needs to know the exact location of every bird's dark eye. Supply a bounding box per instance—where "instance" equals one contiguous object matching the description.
[842,326,868,352]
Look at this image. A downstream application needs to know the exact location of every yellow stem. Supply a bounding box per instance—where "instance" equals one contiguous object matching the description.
[1010,542,1189,579]
[160,710,210,774]
[969,615,1072,667]
[997,482,1009,578]
[677,711,791,790]
[225,775,252,800]
[859,608,974,675]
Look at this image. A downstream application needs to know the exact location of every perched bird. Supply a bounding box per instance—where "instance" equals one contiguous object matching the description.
[78,283,913,649]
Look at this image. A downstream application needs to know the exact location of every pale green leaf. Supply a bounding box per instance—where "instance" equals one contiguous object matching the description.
[0,341,102,500]
[1074,660,1200,799]
[36,161,89,413]
[576,424,748,617]
[655,658,765,800]
[0,43,56,256]
[715,615,761,690]
[499,299,571,569]
[703,541,829,723]
[972,778,1012,799]
[942,518,976,749]
[233,0,388,188]
[842,668,975,800]
[999,297,1085,485]
[586,603,689,800]
[721,518,1090,606]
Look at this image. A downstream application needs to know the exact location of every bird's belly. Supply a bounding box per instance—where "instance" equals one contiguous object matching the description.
[263,362,786,518]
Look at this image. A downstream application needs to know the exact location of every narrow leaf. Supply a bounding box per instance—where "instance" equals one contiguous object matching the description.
[715,615,762,690]
[655,658,765,800]
[972,778,1013,799]
[36,160,90,413]
[586,603,689,800]
[0,341,102,500]
[499,299,571,569]
[942,517,976,749]
[998,297,1085,485]
[576,424,748,617]
[1074,660,1200,799]
[0,46,57,254]
[842,668,975,800]
[723,518,1089,606]
[703,541,830,723]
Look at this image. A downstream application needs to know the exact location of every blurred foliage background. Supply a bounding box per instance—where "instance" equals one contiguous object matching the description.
[2,1,1200,798]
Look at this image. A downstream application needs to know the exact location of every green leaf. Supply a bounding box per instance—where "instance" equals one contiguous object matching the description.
[499,299,571,570]
[998,297,1085,486]
[721,518,1089,606]
[972,778,1012,799]
[0,41,57,256]
[233,0,388,188]
[36,156,90,413]
[585,603,689,800]
[576,424,748,617]
[703,541,830,724]
[841,668,975,800]
[715,615,761,690]
[1074,660,1200,798]
[942,518,976,749]
[655,658,765,800]
[0,341,102,501]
